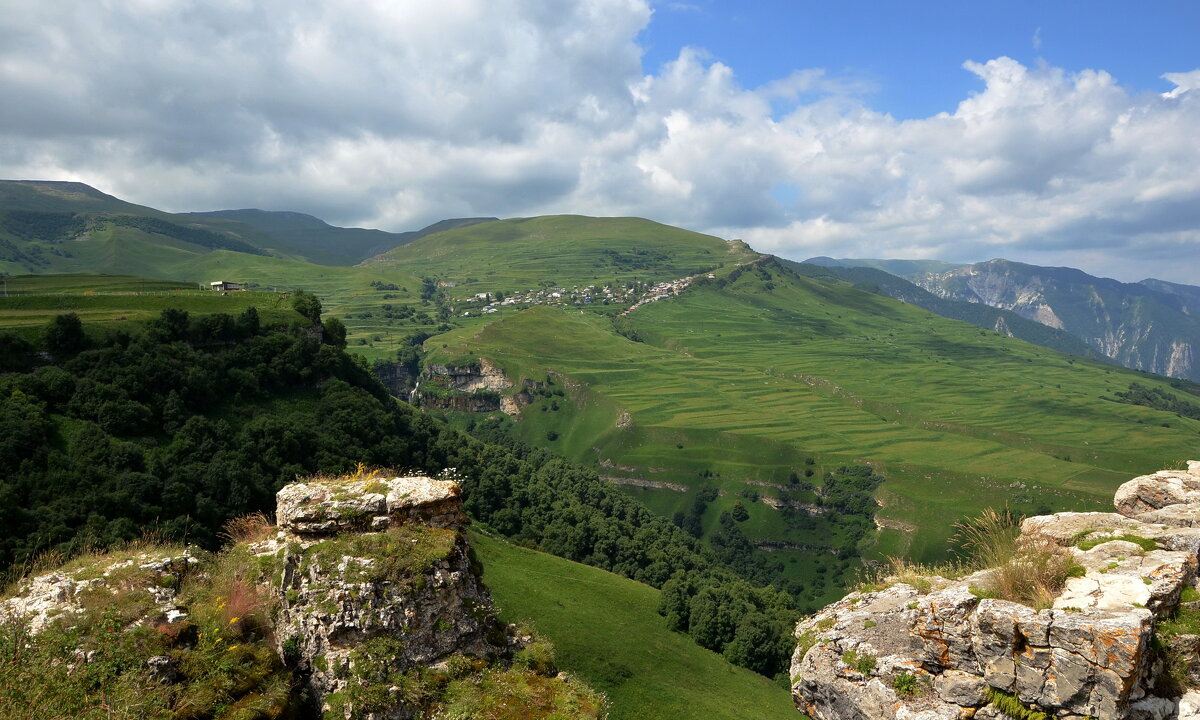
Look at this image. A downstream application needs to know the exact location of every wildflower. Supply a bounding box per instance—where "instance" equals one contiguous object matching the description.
[228,616,240,625]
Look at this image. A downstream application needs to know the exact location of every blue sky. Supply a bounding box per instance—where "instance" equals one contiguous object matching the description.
[1,0,1198,282]
[641,1,1200,119]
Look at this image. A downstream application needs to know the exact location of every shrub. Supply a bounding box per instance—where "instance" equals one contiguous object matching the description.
[220,512,274,544]
[892,671,920,697]
[955,509,1084,609]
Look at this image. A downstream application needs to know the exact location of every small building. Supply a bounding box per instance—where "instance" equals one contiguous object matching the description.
[210,281,242,291]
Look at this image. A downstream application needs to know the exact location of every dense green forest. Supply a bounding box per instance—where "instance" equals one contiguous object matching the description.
[0,303,889,679]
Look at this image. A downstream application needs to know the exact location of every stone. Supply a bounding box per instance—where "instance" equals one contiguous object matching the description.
[934,670,986,706]
[276,475,464,536]
[1115,470,1200,518]
[794,461,1200,720]
[146,655,179,684]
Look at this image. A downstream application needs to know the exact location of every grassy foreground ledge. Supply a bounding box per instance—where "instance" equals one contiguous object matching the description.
[470,529,801,720]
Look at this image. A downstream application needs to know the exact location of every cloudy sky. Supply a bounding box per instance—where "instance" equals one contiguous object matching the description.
[1,1,1198,282]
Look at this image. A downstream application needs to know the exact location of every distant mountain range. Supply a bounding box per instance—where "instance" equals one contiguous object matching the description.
[802,256,1200,382]
[182,209,495,265]
[0,179,494,268]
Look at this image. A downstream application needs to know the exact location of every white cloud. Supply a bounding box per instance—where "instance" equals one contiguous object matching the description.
[0,0,1197,282]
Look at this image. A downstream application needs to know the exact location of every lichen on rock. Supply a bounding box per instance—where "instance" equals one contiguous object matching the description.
[792,461,1200,720]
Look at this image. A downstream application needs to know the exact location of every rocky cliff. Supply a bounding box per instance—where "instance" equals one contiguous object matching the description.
[791,461,1200,720]
[0,473,603,720]
[910,260,1200,382]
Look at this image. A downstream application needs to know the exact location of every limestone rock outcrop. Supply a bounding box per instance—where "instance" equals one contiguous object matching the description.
[792,462,1200,720]
[252,474,509,718]
[0,474,581,720]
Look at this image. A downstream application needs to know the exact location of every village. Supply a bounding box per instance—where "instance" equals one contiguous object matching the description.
[455,272,715,317]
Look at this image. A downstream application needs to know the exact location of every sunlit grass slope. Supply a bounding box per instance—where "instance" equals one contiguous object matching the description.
[434,262,1200,570]
[371,215,757,293]
[0,274,301,340]
[471,530,801,720]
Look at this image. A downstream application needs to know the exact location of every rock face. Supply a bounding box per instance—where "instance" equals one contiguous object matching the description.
[415,359,536,416]
[792,462,1200,720]
[253,474,509,719]
[0,474,524,720]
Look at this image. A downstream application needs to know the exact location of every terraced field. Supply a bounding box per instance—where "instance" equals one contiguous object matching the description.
[429,260,1200,597]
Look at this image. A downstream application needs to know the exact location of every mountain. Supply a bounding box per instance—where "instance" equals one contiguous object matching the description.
[781,259,1105,361]
[0,179,492,272]
[4,184,1198,611]
[183,208,496,265]
[909,259,1200,381]
[1140,277,1200,315]
[801,256,964,275]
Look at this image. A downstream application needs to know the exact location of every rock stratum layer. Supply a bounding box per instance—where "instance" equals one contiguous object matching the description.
[792,461,1200,720]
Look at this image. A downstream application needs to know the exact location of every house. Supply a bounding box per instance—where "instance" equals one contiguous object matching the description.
[210,281,242,291]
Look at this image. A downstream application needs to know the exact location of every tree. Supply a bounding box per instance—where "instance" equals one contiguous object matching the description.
[322,317,347,349]
[44,313,87,358]
[731,501,749,522]
[291,290,322,325]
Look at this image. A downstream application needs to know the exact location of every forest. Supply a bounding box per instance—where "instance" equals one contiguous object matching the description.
[0,300,896,679]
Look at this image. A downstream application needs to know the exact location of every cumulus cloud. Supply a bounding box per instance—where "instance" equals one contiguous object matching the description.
[0,0,1197,282]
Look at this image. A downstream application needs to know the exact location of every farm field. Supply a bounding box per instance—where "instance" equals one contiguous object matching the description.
[0,274,301,340]
[470,530,802,720]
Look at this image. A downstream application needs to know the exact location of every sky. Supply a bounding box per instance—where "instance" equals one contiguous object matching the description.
[1,1,1198,283]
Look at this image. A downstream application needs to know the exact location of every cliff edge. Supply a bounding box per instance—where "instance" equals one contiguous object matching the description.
[791,461,1200,720]
[0,472,604,720]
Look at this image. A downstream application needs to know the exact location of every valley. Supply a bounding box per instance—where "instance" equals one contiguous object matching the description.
[3,180,1199,715]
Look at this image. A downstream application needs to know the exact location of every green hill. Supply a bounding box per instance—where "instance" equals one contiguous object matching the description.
[426,258,1200,597]
[471,530,800,720]
[781,259,1105,361]
[181,209,496,266]
[370,214,757,292]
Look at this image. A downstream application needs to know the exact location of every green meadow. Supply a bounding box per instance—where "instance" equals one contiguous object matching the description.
[4,213,1197,605]
[430,260,1199,580]
[471,530,801,720]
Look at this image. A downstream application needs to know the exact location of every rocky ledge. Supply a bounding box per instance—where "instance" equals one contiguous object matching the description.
[792,461,1200,720]
[257,474,508,717]
[0,473,603,720]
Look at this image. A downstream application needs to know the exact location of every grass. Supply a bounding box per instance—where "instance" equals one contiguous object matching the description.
[1076,534,1159,552]
[469,529,801,720]
[429,260,1199,584]
[0,274,302,341]
[985,687,1052,720]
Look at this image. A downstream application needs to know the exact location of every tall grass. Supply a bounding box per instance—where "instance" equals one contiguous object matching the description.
[861,507,1083,609]
[954,507,1082,608]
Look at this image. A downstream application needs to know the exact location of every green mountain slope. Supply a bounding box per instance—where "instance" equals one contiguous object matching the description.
[782,259,1104,361]
[182,209,496,265]
[370,214,757,292]
[428,259,1199,579]
[910,259,1200,381]
[471,530,800,720]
